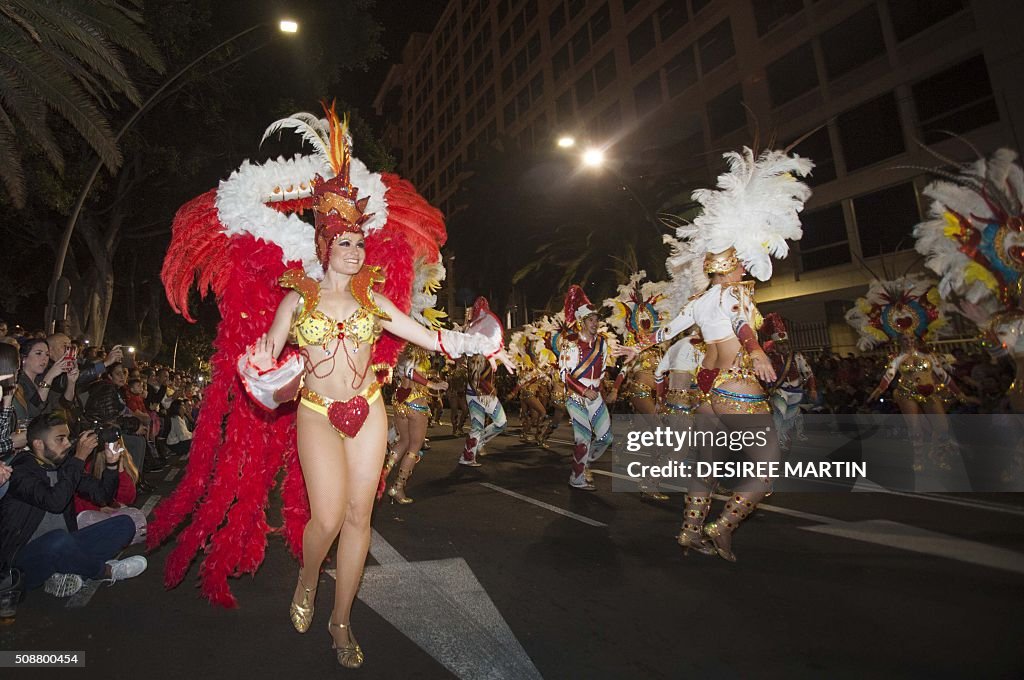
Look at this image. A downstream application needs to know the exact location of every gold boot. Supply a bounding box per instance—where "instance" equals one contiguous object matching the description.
[703,493,764,562]
[328,619,364,669]
[387,466,415,505]
[676,494,716,556]
[290,573,316,633]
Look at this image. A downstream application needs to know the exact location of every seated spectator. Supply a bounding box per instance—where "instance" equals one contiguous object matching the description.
[123,378,152,437]
[0,343,29,481]
[14,339,78,424]
[84,365,162,478]
[167,399,193,459]
[0,414,146,597]
[74,438,146,545]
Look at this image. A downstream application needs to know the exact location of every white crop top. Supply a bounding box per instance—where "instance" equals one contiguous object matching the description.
[655,334,704,378]
[658,283,758,344]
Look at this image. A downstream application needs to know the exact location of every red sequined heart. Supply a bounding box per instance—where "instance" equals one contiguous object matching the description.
[916,384,935,397]
[328,396,370,438]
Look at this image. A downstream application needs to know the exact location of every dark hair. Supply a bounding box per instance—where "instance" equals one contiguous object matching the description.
[26,412,68,450]
[169,399,186,417]
[127,378,142,388]
[0,342,18,388]
[19,337,47,358]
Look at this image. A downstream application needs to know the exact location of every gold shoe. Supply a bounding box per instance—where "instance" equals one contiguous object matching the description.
[702,519,737,562]
[387,467,415,505]
[290,574,316,633]
[640,490,670,502]
[329,620,365,669]
[677,494,716,556]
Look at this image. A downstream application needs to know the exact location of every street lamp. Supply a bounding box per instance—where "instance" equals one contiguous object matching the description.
[582,147,605,168]
[556,135,576,149]
[45,18,300,334]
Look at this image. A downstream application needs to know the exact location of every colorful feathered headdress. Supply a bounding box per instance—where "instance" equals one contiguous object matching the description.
[602,271,669,345]
[914,147,1024,319]
[845,274,951,350]
[667,148,813,286]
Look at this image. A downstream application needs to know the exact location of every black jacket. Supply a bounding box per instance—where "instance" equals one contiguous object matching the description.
[84,380,126,424]
[0,451,118,570]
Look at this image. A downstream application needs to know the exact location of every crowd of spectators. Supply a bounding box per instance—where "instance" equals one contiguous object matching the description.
[0,319,202,606]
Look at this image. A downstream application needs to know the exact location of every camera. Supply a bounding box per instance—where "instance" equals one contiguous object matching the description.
[77,419,121,447]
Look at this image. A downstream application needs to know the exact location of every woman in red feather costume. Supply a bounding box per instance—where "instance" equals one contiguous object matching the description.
[151,104,512,668]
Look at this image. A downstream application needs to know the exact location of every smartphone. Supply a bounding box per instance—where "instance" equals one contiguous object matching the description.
[123,346,136,369]
[62,346,77,370]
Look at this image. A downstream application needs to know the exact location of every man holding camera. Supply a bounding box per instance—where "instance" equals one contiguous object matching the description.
[0,413,146,598]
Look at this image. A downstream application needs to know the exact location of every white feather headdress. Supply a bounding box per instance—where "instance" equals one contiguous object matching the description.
[680,148,814,282]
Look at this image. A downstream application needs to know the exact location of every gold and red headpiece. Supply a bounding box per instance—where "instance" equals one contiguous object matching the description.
[312,101,372,269]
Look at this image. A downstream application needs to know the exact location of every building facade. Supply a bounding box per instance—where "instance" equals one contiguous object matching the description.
[374,0,1024,351]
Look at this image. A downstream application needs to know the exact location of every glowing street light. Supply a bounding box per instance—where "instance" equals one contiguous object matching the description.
[556,135,576,148]
[279,19,299,33]
[582,147,605,168]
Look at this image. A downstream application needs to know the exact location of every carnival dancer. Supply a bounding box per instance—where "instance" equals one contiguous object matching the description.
[154,104,512,668]
[385,344,448,504]
[446,357,469,435]
[913,147,1024,414]
[760,313,817,447]
[557,286,628,490]
[655,330,706,415]
[604,272,670,417]
[632,147,813,561]
[847,274,971,470]
[459,297,509,467]
[509,329,550,444]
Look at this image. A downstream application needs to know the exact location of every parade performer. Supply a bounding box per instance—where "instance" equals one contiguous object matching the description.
[557,286,626,490]
[759,313,816,447]
[153,103,511,668]
[913,147,1024,413]
[848,274,969,469]
[533,313,570,447]
[604,271,670,416]
[509,328,550,444]
[634,147,812,560]
[655,331,706,415]
[459,297,509,467]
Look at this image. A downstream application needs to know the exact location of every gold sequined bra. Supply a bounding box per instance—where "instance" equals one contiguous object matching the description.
[280,267,389,349]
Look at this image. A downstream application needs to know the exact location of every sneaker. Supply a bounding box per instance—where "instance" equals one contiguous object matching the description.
[458,457,482,467]
[104,556,148,584]
[569,481,596,491]
[44,573,84,598]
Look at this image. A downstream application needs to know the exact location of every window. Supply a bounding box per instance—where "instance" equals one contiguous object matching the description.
[633,71,662,116]
[913,54,999,142]
[502,64,514,91]
[524,0,537,24]
[571,24,591,62]
[556,89,574,125]
[821,6,884,80]
[838,92,904,171]
[657,2,687,40]
[629,16,657,64]
[853,183,920,256]
[707,84,746,137]
[691,0,711,15]
[799,204,850,271]
[622,0,642,14]
[568,0,585,15]
[766,42,818,107]
[888,0,965,42]
[753,0,803,36]
[594,51,616,91]
[589,3,611,42]
[504,100,517,127]
[698,20,735,75]
[591,101,621,138]
[575,70,596,107]
[788,126,836,185]
[553,44,571,80]
[549,3,568,38]
[665,46,697,97]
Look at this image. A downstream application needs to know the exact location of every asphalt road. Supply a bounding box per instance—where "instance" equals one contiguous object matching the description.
[2,414,1023,679]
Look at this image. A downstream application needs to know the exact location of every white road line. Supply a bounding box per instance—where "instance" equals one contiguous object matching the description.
[140,495,161,517]
[479,482,608,527]
[802,519,1024,575]
[369,529,408,565]
[164,467,180,482]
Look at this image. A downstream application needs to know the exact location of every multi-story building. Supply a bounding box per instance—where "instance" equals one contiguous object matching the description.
[374,0,1024,351]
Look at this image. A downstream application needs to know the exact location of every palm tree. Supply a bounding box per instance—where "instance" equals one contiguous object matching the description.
[0,0,164,207]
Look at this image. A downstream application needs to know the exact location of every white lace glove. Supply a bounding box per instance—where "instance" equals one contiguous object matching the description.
[435,328,501,359]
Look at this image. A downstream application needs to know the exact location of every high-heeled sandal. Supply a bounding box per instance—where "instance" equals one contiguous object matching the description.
[387,467,415,505]
[328,619,364,669]
[703,493,759,562]
[676,494,716,556]
[290,574,316,633]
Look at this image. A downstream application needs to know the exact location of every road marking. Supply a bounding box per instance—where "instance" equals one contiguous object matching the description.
[802,519,1024,575]
[164,467,180,482]
[66,579,103,609]
[326,529,543,678]
[479,482,608,527]
[140,494,161,517]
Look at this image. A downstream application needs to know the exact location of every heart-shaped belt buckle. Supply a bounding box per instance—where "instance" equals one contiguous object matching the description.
[328,396,370,438]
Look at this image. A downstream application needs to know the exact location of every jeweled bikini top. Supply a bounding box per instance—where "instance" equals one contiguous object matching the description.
[280,267,389,349]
